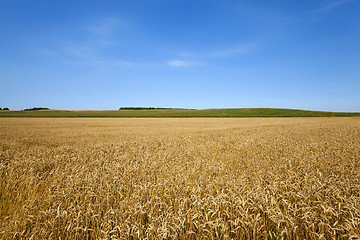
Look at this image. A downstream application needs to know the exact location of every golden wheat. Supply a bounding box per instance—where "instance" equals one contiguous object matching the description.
[0,118,359,239]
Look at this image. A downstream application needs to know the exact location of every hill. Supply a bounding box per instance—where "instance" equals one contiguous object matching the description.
[0,108,359,118]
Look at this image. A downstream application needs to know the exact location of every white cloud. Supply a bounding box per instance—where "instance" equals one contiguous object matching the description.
[308,0,353,14]
[211,46,249,57]
[65,47,95,59]
[115,60,136,66]
[37,49,59,56]
[167,60,201,67]
[176,45,251,59]
[178,52,199,57]
[76,58,137,67]
[38,46,137,67]
[281,0,353,26]
[320,0,352,11]
[85,17,130,36]
[167,45,251,68]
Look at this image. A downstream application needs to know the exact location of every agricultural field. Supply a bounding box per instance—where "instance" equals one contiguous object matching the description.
[0,117,359,239]
[0,108,360,118]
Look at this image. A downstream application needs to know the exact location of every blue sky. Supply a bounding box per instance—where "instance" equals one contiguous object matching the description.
[1,0,359,111]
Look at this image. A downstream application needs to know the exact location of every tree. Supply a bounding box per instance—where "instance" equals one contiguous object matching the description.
[23,107,48,111]
[3,108,9,110]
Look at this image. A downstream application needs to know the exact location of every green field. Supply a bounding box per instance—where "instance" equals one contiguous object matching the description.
[0,108,359,117]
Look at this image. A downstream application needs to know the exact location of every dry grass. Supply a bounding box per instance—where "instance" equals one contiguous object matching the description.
[0,118,359,239]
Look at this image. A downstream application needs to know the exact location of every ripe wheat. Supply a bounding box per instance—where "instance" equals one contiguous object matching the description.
[0,118,359,239]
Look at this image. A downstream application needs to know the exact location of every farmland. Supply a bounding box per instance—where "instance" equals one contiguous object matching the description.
[0,117,359,239]
[0,108,360,118]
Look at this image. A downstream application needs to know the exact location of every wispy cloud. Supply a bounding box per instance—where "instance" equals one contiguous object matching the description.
[281,0,353,26]
[211,46,249,57]
[178,45,251,59]
[37,45,137,67]
[168,45,251,68]
[305,0,354,15]
[90,60,136,67]
[37,48,59,57]
[167,60,202,67]
[85,17,130,36]
[318,0,352,11]
[35,17,136,68]
[178,52,199,58]
[115,60,136,66]
[64,46,97,60]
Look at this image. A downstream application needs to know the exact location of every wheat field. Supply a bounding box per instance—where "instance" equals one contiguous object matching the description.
[0,118,359,239]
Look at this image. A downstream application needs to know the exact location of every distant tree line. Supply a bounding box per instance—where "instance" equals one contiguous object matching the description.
[0,108,9,110]
[22,107,50,111]
[119,107,175,110]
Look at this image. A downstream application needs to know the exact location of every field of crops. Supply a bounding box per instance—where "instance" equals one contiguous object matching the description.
[1,118,359,239]
[1,108,360,118]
